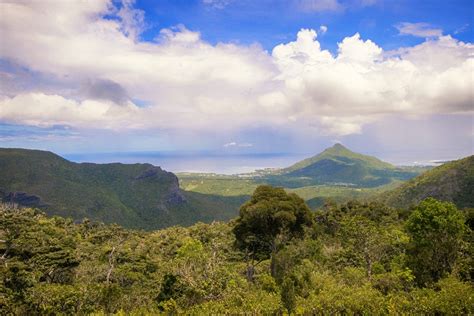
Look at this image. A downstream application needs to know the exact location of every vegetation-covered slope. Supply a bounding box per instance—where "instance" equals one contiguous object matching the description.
[383,155,474,208]
[178,144,427,205]
[0,148,244,229]
[178,173,404,210]
[1,191,472,315]
[284,143,394,172]
[271,143,421,187]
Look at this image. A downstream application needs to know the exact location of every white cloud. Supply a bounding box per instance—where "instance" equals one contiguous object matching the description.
[0,1,472,137]
[396,22,443,38]
[117,0,146,40]
[0,93,140,129]
[223,142,253,148]
[319,25,328,34]
[223,141,237,147]
[271,30,473,134]
[337,33,382,63]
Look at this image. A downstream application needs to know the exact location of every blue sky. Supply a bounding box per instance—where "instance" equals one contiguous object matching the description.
[134,0,472,51]
[0,0,472,171]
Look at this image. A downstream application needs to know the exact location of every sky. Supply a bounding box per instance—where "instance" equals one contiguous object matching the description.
[0,0,473,170]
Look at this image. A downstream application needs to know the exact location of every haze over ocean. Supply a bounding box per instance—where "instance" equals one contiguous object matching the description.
[63,152,305,174]
[62,150,454,174]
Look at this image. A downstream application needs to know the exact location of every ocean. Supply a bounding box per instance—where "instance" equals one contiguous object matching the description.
[63,152,308,175]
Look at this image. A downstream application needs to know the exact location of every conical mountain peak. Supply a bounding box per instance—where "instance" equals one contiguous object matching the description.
[323,143,352,155]
[284,143,394,174]
[331,143,346,149]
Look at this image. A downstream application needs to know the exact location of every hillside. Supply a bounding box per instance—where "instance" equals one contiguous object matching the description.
[0,148,244,229]
[178,144,427,207]
[383,155,474,208]
[284,143,394,172]
[261,144,422,188]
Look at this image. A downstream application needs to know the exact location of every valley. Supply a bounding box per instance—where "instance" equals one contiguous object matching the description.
[178,143,430,209]
[1,1,472,313]
[0,144,433,230]
[1,145,472,314]
[3,143,471,234]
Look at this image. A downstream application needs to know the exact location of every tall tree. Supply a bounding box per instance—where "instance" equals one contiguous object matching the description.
[340,215,389,280]
[232,185,313,280]
[406,198,466,286]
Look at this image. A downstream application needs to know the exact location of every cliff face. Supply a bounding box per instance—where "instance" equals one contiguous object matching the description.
[0,148,240,229]
[135,165,186,205]
[1,191,45,208]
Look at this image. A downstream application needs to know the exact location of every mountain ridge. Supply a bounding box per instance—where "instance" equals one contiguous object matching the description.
[283,143,394,173]
[383,155,474,209]
[262,143,419,188]
[0,148,244,229]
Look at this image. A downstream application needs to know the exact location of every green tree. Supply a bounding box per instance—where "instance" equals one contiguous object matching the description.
[281,275,297,314]
[340,215,389,280]
[233,186,313,280]
[406,198,466,286]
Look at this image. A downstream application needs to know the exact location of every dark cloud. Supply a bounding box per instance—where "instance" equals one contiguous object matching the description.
[79,79,130,105]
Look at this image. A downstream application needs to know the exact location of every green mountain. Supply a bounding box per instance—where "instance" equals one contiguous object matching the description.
[264,143,421,188]
[284,143,394,172]
[383,155,474,209]
[0,148,245,229]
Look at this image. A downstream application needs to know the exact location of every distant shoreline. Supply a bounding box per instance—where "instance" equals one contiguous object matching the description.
[61,151,443,175]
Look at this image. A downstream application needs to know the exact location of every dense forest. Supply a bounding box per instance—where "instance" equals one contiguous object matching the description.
[1,185,472,315]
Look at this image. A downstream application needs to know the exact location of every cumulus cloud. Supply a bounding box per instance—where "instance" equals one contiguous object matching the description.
[271,30,473,134]
[396,22,443,38]
[117,0,146,40]
[0,93,140,129]
[0,0,472,137]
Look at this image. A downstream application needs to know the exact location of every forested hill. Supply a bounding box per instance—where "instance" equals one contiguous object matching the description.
[264,143,423,188]
[383,155,474,209]
[284,143,394,172]
[0,148,245,229]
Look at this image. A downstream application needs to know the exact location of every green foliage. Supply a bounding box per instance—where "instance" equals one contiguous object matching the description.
[406,198,466,285]
[177,144,430,213]
[1,196,473,315]
[0,145,438,234]
[340,215,389,279]
[281,275,297,314]
[384,155,474,208]
[233,185,313,264]
[273,143,423,188]
[285,143,395,173]
[157,274,184,305]
[0,148,245,230]
[178,174,257,196]
[179,173,402,211]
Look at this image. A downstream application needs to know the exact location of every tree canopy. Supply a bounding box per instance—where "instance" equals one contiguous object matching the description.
[406,198,466,285]
[1,195,473,315]
[233,185,313,261]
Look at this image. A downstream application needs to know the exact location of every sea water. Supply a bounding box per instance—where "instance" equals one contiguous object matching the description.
[63,152,307,175]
